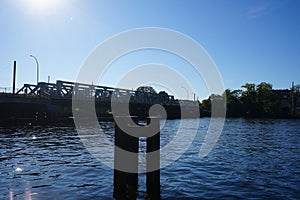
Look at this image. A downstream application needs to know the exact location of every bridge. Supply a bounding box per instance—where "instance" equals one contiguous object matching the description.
[15,80,181,105]
[0,80,199,125]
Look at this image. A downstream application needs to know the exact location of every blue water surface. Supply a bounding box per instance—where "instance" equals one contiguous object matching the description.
[0,118,299,199]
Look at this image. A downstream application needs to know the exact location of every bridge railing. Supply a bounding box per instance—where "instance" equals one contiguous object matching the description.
[14,80,196,106]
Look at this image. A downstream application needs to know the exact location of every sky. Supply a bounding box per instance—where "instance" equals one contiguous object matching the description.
[0,0,300,100]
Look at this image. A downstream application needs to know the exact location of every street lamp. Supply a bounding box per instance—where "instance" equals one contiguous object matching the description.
[181,86,189,100]
[29,55,39,84]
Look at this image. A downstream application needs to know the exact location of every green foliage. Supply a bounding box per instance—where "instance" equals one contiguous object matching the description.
[201,82,282,118]
[256,82,275,116]
[223,89,243,117]
[200,97,211,117]
[201,98,211,110]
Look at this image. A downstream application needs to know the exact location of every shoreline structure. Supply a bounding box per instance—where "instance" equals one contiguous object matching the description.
[0,80,199,126]
[1,80,299,126]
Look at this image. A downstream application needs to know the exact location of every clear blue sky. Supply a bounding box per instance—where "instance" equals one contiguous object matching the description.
[1,0,299,100]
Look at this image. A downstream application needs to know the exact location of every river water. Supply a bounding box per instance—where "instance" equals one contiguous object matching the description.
[0,118,299,199]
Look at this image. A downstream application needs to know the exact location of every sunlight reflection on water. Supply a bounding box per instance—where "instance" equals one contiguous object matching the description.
[0,118,300,199]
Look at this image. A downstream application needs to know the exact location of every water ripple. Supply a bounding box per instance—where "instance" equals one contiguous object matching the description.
[0,119,300,199]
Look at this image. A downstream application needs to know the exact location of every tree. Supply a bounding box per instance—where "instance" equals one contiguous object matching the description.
[223,89,243,117]
[200,81,295,118]
[257,82,272,92]
[201,98,211,111]
[201,97,211,117]
[256,82,275,116]
[241,83,257,116]
[294,84,300,94]
[206,94,226,117]
[136,86,157,94]
[242,83,256,95]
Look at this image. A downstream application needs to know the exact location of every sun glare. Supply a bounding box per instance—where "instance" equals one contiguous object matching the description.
[25,0,61,13]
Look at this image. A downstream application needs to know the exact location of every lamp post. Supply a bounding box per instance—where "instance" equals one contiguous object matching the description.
[29,55,39,84]
[181,86,189,100]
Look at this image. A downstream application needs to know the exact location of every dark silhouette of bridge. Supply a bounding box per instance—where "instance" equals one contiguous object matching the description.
[0,80,200,125]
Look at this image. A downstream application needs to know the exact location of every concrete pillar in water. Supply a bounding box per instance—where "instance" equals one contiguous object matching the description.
[113,116,160,200]
[146,117,160,199]
[114,116,139,200]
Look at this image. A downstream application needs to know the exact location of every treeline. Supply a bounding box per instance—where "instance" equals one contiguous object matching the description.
[200,82,300,118]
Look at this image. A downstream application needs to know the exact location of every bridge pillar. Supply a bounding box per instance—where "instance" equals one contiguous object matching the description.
[113,116,160,200]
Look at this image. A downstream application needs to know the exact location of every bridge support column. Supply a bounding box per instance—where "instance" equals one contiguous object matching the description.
[146,118,160,199]
[113,116,161,200]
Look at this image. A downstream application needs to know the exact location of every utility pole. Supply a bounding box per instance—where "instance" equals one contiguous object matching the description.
[292,81,295,117]
[12,61,16,94]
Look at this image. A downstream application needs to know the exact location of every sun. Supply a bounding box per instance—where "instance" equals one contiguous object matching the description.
[25,0,61,13]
